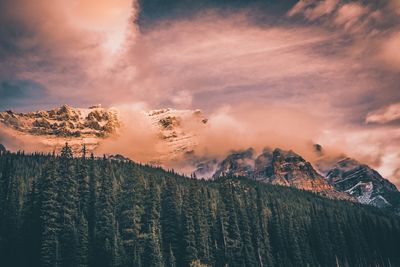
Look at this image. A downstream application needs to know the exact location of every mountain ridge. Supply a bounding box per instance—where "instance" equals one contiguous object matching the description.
[1,104,399,213]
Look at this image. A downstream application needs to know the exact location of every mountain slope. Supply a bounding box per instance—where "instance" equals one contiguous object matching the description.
[318,157,400,213]
[0,104,120,137]
[0,104,120,153]
[212,148,353,200]
[146,108,207,163]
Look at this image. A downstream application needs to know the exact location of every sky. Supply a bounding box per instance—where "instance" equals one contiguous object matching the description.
[0,0,399,185]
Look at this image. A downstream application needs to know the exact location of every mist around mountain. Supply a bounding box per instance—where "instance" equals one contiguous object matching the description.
[210,147,400,214]
[1,105,400,215]
[1,144,400,267]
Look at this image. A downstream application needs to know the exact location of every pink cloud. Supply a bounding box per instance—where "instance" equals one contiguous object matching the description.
[378,31,400,70]
[366,103,400,124]
[391,0,400,15]
[334,3,369,30]
[1,1,399,185]
[305,0,339,20]
[287,0,339,20]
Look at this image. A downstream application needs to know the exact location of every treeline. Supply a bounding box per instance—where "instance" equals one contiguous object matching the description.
[0,145,400,267]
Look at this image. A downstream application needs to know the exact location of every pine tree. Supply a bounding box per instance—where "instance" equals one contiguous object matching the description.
[76,146,89,216]
[94,158,116,267]
[222,186,243,266]
[40,158,60,267]
[181,192,198,266]
[166,244,176,267]
[87,153,97,267]
[237,195,257,267]
[77,214,89,267]
[142,226,164,267]
[118,170,143,266]
[1,165,21,266]
[213,203,227,267]
[20,180,41,267]
[192,187,208,263]
[141,181,163,266]
[58,143,79,267]
[160,180,180,265]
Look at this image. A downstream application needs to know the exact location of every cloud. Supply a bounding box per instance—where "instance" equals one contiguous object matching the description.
[366,103,400,124]
[0,125,49,153]
[391,0,400,15]
[0,0,399,185]
[334,3,369,30]
[126,12,363,111]
[287,0,339,20]
[287,0,394,34]
[307,0,339,20]
[378,31,400,71]
[0,0,137,109]
[393,168,400,188]
[193,104,324,161]
[95,104,162,163]
[170,90,193,108]
[316,125,400,184]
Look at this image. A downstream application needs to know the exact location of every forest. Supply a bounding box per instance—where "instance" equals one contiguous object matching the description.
[0,144,400,267]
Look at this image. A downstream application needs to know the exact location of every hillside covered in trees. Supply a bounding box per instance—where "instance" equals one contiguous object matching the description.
[1,145,400,267]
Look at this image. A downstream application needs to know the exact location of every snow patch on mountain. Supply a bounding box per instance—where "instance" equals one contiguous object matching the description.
[146,108,207,163]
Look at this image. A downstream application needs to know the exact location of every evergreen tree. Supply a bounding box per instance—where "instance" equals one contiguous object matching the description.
[142,226,164,267]
[160,180,180,265]
[40,158,60,267]
[58,143,79,267]
[94,158,116,267]
[76,214,89,267]
[141,181,164,266]
[222,186,243,266]
[118,170,143,266]
[1,165,21,266]
[0,151,400,267]
[76,146,89,216]
[20,180,41,267]
[166,244,176,267]
[87,153,97,267]
[181,192,198,266]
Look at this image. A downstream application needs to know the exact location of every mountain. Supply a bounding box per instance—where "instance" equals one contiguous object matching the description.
[212,148,353,200]
[1,149,400,267]
[317,157,400,213]
[2,105,399,211]
[0,104,120,137]
[0,104,120,153]
[0,105,206,159]
[145,108,207,163]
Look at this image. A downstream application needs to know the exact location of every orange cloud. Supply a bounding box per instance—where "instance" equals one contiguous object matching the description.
[334,3,369,29]
[378,31,400,71]
[366,103,400,124]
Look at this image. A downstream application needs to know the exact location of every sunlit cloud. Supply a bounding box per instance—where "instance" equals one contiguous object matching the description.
[0,0,399,185]
[366,103,400,124]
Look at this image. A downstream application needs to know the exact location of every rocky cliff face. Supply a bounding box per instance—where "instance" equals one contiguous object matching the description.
[213,148,353,200]
[0,104,120,138]
[320,157,400,211]
[146,108,207,163]
[0,104,121,154]
[0,105,207,161]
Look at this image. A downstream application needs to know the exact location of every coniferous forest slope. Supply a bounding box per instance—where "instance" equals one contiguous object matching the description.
[1,146,400,267]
